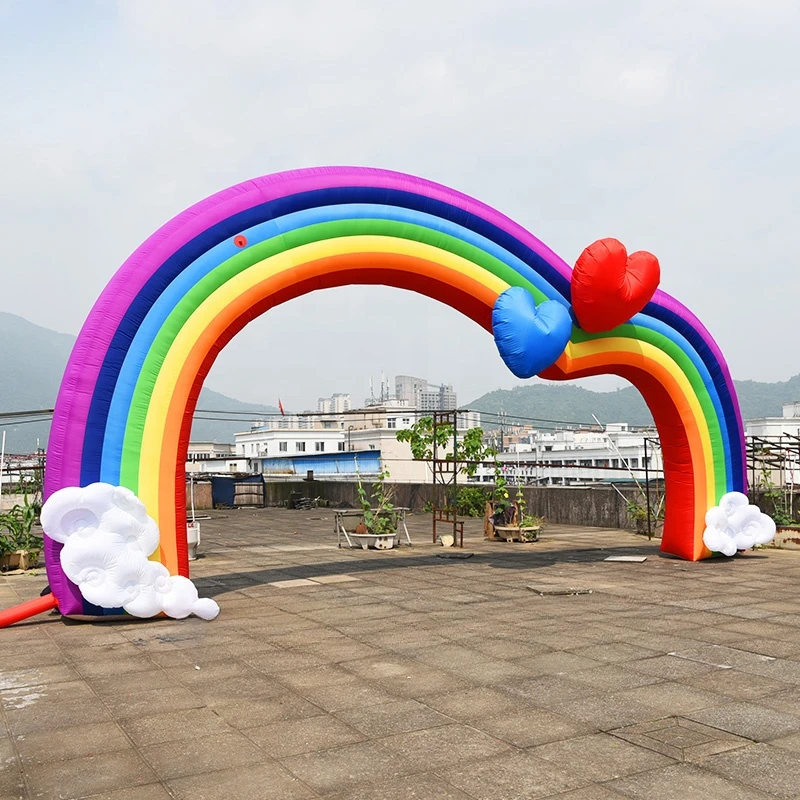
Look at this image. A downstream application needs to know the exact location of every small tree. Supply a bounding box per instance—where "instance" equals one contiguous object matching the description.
[355,466,399,534]
[396,418,488,477]
[396,418,494,512]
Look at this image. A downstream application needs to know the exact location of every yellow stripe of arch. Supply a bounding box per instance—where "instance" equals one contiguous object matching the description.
[138,235,510,563]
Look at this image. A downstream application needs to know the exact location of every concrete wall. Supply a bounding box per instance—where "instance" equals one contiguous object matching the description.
[226,480,647,531]
[0,493,27,512]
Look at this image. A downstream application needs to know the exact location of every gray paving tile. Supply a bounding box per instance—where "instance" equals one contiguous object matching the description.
[140,731,266,780]
[438,750,589,799]
[569,665,664,693]
[102,687,206,719]
[548,693,661,731]
[5,695,115,736]
[280,740,418,794]
[24,750,159,800]
[685,668,793,701]
[568,642,659,664]
[606,761,773,799]
[335,699,453,737]
[478,707,595,748]
[168,761,315,799]
[9,509,800,800]
[247,715,365,756]
[15,721,131,764]
[85,786,174,800]
[686,701,800,742]
[609,717,750,761]
[379,722,511,771]
[420,686,522,721]
[703,743,800,799]
[547,787,633,799]
[615,681,723,716]
[121,707,233,746]
[0,665,80,690]
[532,733,674,782]
[327,771,473,799]
[294,680,401,712]
[624,654,724,681]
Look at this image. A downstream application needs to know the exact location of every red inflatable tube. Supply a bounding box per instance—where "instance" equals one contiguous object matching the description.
[0,593,58,628]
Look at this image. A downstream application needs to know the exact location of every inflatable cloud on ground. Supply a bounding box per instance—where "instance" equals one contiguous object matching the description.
[703,492,776,557]
[41,483,219,620]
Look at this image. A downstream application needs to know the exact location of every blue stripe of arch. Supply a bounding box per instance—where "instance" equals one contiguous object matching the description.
[99,203,569,484]
[80,185,745,497]
[81,186,574,484]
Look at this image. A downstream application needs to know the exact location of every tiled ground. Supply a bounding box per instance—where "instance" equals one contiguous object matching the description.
[3,508,800,799]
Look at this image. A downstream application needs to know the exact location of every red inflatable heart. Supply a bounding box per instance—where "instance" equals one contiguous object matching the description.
[571,238,660,333]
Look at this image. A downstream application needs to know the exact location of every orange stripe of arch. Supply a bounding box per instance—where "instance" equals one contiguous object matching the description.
[154,253,502,573]
[556,349,710,560]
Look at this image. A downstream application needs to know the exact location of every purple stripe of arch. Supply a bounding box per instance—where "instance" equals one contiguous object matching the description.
[649,289,746,485]
[44,166,574,500]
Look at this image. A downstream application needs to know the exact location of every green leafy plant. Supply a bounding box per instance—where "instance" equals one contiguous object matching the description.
[625,498,665,539]
[397,418,495,512]
[758,466,795,526]
[396,419,489,477]
[0,497,41,562]
[456,487,487,517]
[355,467,398,535]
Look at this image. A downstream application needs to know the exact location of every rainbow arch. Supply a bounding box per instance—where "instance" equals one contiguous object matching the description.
[44,167,745,616]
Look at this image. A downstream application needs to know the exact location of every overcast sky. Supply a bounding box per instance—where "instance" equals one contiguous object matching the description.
[1,0,798,411]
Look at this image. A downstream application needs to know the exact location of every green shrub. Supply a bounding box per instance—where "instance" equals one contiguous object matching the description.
[0,499,40,556]
[457,487,487,517]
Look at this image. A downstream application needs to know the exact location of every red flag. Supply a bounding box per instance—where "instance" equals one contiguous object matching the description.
[278,398,285,416]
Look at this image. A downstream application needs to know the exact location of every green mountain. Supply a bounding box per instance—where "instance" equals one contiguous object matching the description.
[4,311,800,451]
[0,312,277,453]
[468,384,652,427]
[469,376,800,430]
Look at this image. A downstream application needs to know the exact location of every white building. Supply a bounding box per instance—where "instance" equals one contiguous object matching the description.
[185,441,246,473]
[745,402,800,487]
[317,393,351,414]
[471,423,663,486]
[230,403,481,482]
[395,375,457,411]
[746,402,800,439]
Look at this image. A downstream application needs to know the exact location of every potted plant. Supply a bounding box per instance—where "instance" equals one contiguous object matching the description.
[353,467,400,549]
[0,498,42,571]
[492,478,545,542]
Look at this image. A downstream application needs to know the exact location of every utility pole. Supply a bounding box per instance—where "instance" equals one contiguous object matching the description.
[499,410,507,454]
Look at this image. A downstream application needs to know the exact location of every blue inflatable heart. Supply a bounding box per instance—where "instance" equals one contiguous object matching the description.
[492,288,572,378]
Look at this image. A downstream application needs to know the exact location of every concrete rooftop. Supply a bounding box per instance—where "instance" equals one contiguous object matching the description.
[3,509,800,799]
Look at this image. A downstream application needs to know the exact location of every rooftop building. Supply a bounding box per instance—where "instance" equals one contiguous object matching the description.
[395,374,457,411]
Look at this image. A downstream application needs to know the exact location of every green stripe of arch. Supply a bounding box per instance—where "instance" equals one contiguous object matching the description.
[118,218,548,489]
[573,325,727,495]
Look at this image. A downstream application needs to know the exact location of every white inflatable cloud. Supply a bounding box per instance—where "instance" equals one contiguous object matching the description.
[702,491,776,557]
[41,483,219,620]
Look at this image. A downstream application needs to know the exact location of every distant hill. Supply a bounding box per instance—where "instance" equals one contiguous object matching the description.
[468,384,652,427]
[0,312,277,453]
[4,311,800,451]
[469,376,800,429]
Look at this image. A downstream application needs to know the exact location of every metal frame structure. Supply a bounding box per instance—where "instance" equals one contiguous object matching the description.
[746,434,800,519]
[431,410,464,547]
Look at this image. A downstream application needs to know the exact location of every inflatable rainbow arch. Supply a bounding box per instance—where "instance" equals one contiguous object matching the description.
[42,167,746,617]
